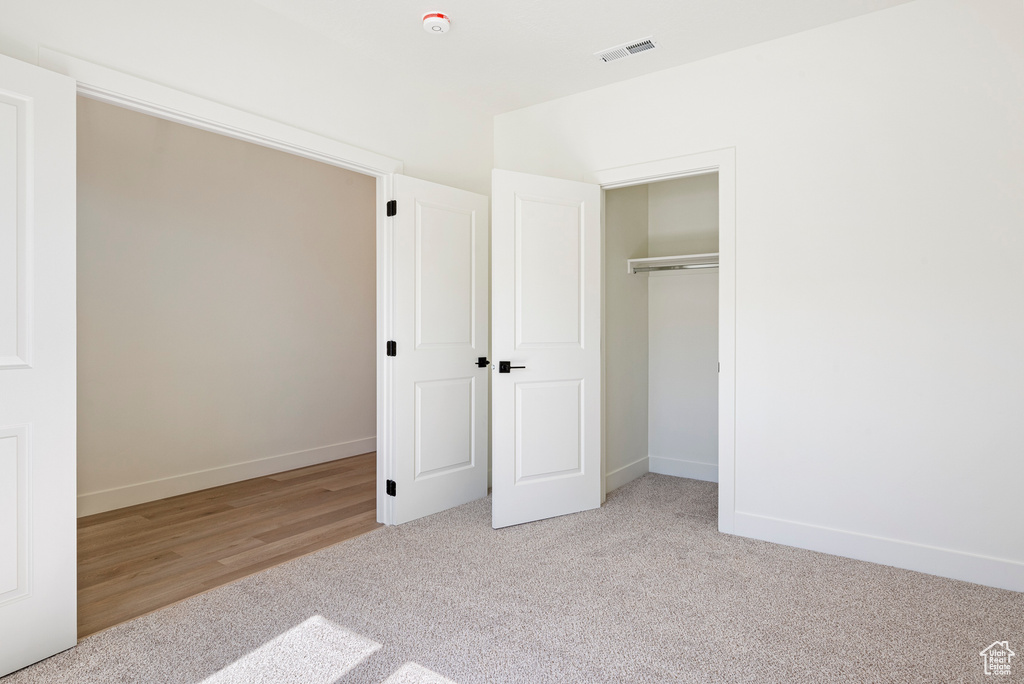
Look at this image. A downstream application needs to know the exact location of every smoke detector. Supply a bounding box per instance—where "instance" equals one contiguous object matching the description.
[423,12,451,34]
[595,37,658,63]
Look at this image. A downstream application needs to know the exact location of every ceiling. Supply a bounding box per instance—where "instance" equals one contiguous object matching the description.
[248,0,913,115]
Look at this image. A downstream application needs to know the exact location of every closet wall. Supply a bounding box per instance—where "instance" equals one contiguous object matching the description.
[604,185,650,491]
[647,175,719,482]
[605,174,719,492]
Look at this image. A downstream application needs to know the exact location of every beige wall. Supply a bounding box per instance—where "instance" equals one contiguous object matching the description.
[77,97,376,515]
[603,185,649,491]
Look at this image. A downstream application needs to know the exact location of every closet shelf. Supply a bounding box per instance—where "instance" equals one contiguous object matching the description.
[627,253,719,274]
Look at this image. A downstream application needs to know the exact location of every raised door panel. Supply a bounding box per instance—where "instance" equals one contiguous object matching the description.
[0,427,27,599]
[415,377,475,478]
[416,202,475,349]
[515,196,582,349]
[0,94,30,369]
[515,380,582,482]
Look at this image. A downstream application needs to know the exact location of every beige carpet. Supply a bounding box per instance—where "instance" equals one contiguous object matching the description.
[5,474,1022,683]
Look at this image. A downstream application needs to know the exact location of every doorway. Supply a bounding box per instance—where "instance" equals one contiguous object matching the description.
[589,148,737,530]
[604,173,720,499]
[74,96,381,637]
[485,158,734,531]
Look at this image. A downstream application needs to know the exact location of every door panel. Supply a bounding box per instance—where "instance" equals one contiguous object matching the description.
[492,169,601,529]
[516,380,582,481]
[0,54,77,677]
[0,427,27,596]
[391,175,489,524]
[0,90,29,368]
[515,195,582,347]
[416,203,475,347]
[415,377,473,477]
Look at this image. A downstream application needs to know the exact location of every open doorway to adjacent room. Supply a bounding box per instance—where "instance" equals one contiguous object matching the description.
[74,96,381,637]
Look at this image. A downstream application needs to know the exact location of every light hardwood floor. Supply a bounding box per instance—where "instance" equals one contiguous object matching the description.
[77,452,380,637]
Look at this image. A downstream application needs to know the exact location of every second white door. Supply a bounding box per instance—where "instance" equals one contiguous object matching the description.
[491,169,602,528]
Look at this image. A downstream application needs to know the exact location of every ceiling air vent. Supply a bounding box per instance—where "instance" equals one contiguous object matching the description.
[595,37,658,63]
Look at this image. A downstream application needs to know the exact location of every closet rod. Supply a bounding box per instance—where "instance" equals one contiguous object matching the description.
[632,263,719,274]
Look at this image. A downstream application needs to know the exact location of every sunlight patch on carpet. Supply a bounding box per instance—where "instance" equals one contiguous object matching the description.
[200,615,380,683]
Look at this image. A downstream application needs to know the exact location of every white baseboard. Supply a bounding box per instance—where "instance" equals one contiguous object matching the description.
[734,511,1024,593]
[606,456,649,492]
[649,456,718,483]
[77,437,376,517]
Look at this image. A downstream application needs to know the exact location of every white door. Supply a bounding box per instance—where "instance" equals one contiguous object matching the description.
[389,175,489,524]
[0,55,77,675]
[491,169,602,528]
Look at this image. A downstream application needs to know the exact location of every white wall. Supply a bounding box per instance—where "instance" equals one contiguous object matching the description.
[603,185,649,491]
[647,175,719,482]
[77,98,376,515]
[495,0,1024,591]
[648,174,719,256]
[0,0,492,194]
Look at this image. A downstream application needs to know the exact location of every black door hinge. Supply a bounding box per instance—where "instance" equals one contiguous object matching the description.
[386,200,397,217]
[387,340,397,357]
[386,479,397,497]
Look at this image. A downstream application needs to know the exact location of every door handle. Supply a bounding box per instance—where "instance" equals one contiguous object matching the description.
[498,361,526,373]
[476,357,490,368]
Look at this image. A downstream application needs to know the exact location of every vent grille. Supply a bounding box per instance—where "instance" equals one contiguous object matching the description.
[595,37,658,63]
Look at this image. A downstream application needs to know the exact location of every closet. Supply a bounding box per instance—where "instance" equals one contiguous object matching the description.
[605,173,720,492]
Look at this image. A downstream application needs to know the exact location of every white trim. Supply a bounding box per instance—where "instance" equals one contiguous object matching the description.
[587,149,729,189]
[37,49,402,177]
[587,148,737,534]
[377,174,395,525]
[734,511,1024,594]
[599,195,607,504]
[648,457,718,483]
[77,438,377,517]
[606,456,649,492]
[39,49,401,524]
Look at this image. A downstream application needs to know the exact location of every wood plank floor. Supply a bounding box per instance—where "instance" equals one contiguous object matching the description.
[77,452,380,638]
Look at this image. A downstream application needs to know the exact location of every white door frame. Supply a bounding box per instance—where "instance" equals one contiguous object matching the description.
[38,49,404,525]
[585,148,737,534]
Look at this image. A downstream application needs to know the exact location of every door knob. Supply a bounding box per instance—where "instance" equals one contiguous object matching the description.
[498,361,526,373]
[476,357,490,368]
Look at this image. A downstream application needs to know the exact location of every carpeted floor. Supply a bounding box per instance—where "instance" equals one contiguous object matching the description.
[5,474,1022,683]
